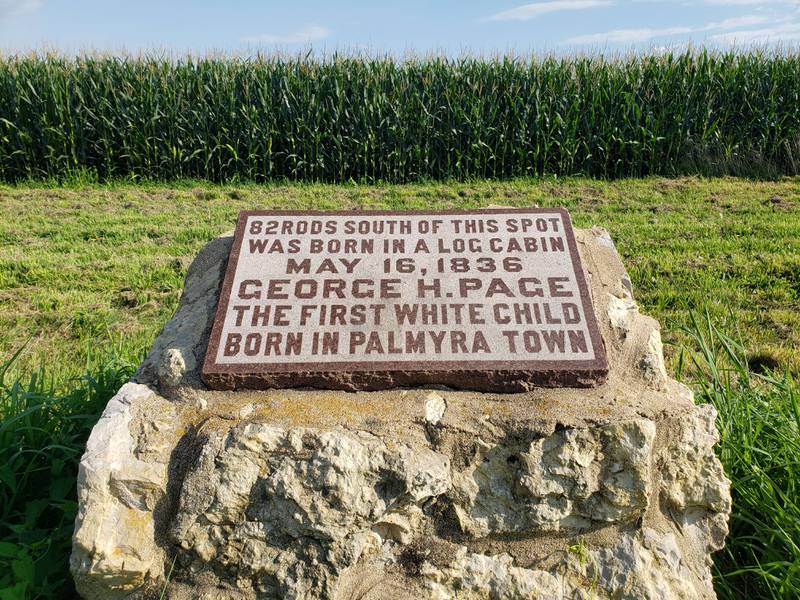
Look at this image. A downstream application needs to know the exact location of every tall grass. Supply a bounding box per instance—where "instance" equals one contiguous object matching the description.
[678,314,800,599]
[0,318,798,598]
[1,51,799,183]
[0,351,133,599]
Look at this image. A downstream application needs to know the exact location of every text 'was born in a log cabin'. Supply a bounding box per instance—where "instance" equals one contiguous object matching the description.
[202,209,608,392]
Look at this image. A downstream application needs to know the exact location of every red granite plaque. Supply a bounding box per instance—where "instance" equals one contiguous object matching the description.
[201,209,608,392]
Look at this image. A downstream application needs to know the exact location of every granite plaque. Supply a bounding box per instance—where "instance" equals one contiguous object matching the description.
[202,209,608,392]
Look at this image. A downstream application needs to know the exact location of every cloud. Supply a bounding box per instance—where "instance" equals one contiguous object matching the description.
[705,15,771,29]
[634,0,795,6]
[0,0,43,19]
[242,24,330,45]
[703,0,792,4]
[487,0,613,22]
[712,21,800,43]
[565,13,769,44]
[567,26,691,44]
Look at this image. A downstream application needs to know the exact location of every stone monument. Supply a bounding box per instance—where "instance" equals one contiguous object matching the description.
[202,209,607,391]
[71,208,731,600]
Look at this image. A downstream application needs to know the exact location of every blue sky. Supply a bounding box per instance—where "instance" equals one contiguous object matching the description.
[1,0,799,55]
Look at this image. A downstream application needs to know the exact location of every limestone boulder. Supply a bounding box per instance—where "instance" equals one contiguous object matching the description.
[70,225,731,600]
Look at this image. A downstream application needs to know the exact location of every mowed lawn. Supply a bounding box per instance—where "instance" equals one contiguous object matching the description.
[0,176,798,382]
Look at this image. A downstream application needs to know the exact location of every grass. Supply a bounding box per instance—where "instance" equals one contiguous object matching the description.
[0,352,133,599]
[678,314,800,598]
[1,176,797,383]
[0,319,797,600]
[2,52,800,183]
[0,176,798,599]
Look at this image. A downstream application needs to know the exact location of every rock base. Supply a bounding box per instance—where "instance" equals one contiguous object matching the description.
[71,227,731,599]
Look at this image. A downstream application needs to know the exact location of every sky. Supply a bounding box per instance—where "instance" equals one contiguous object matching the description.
[1,0,799,55]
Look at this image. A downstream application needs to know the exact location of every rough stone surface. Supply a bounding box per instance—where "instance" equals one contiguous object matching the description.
[451,419,655,537]
[71,225,731,600]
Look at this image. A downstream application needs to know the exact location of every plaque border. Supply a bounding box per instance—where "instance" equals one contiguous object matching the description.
[201,208,608,389]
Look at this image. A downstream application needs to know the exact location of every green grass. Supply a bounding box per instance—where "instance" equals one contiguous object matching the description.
[678,315,800,598]
[0,177,798,599]
[1,177,797,383]
[0,353,133,599]
[2,52,800,183]
[0,319,797,600]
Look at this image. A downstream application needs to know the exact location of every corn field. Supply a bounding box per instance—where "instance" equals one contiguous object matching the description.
[1,51,799,183]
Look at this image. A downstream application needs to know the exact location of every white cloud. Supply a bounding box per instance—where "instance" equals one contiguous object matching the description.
[705,15,770,29]
[634,0,795,6]
[704,0,792,5]
[567,26,691,44]
[0,0,43,19]
[242,24,330,45]
[565,12,770,44]
[712,21,800,43]
[487,0,613,22]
